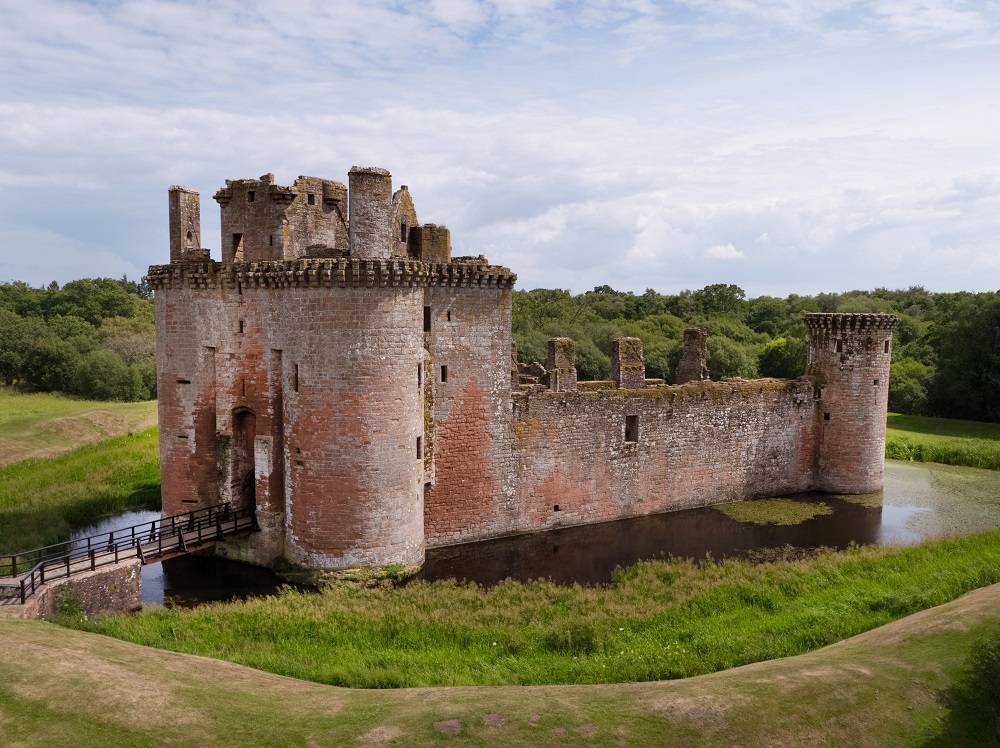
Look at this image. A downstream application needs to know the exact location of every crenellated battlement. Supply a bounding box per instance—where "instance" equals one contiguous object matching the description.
[146,257,516,291]
[804,313,899,333]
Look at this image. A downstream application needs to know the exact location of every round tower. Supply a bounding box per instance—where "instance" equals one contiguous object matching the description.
[348,166,393,258]
[805,313,897,494]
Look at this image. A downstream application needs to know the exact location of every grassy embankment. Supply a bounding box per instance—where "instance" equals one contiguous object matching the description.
[0,388,156,467]
[0,430,160,554]
[70,530,1000,689]
[887,412,1000,470]
[0,389,160,554]
[3,584,998,745]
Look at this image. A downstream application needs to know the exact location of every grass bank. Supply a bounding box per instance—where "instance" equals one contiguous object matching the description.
[71,530,1000,689]
[887,412,1000,470]
[0,428,160,554]
[7,586,998,746]
[0,388,156,467]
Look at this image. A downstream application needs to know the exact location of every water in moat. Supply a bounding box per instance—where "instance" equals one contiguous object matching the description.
[72,459,1000,603]
[69,511,290,607]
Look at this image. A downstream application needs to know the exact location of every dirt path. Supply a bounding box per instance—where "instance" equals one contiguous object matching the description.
[1,582,997,746]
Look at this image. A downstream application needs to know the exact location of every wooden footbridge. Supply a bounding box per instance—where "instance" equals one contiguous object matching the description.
[0,503,257,606]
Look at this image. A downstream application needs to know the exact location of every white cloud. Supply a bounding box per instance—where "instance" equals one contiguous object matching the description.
[0,1,999,296]
[705,243,745,260]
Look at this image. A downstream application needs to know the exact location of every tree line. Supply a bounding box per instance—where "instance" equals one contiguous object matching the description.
[0,278,155,401]
[513,284,1000,423]
[1,277,997,422]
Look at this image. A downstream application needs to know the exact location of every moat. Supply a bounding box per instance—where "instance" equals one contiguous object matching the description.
[71,459,1000,606]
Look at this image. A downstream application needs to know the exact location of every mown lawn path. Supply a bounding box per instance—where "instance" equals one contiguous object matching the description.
[1,583,998,746]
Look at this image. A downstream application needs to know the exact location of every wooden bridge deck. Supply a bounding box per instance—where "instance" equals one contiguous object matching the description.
[0,504,257,606]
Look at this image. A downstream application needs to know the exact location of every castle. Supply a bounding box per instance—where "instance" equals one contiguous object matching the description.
[150,167,897,571]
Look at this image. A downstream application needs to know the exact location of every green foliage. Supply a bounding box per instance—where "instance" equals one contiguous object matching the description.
[73,531,1000,688]
[929,297,1000,422]
[0,277,154,401]
[889,357,934,414]
[758,337,807,379]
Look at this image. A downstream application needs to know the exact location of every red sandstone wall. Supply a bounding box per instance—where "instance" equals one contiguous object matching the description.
[155,269,426,569]
[423,287,515,546]
[504,379,818,538]
[807,314,896,494]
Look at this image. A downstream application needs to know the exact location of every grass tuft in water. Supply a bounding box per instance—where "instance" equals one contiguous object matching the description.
[715,498,833,525]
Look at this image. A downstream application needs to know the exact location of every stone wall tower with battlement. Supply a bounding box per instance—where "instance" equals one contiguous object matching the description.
[151,167,516,571]
[151,171,896,575]
[806,313,898,494]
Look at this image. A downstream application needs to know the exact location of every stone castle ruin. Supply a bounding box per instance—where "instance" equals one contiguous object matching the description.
[150,167,897,571]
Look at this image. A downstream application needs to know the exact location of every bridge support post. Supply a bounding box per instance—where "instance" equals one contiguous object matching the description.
[19,578,25,604]
[89,549,96,571]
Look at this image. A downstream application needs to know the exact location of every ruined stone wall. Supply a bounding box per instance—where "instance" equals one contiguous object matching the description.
[508,379,818,536]
[807,313,896,494]
[214,175,347,262]
[422,285,516,547]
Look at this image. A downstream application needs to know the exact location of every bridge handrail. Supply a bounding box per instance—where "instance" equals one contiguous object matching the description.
[0,503,238,578]
[0,503,257,605]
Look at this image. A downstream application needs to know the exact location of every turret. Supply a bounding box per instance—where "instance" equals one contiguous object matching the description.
[676,328,709,384]
[349,166,393,258]
[168,186,204,262]
[806,313,897,493]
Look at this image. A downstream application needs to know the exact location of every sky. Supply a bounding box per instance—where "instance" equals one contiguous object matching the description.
[0,0,998,297]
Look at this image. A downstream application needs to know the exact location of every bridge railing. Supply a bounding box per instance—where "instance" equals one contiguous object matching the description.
[0,503,256,605]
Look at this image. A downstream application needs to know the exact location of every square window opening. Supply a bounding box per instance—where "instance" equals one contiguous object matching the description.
[874,379,880,386]
[307,193,316,205]
[824,412,831,421]
[625,414,639,443]
[553,504,560,512]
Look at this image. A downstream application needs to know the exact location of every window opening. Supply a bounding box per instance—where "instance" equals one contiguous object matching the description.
[423,306,431,332]
[625,415,639,443]
[400,222,407,242]
[835,340,843,353]
[247,191,255,203]
[293,364,300,392]
[824,412,831,421]
[884,340,890,353]
[307,193,315,205]
[416,436,422,459]
[441,365,448,383]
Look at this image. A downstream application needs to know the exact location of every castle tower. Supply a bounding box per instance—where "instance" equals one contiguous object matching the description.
[805,313,897,494]
[168,186,202,262]
[349,166,393,258]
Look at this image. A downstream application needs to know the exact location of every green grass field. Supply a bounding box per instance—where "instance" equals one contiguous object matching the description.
[887,412,1000,470]
[0,388,156,467]
[0,429,160,555]
[70,531,1000,689]
[2,584,998,746]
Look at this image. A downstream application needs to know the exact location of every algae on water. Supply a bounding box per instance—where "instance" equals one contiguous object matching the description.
[715,498,834,526]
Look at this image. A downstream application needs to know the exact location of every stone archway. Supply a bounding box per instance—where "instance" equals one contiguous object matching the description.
[231,408,257,510]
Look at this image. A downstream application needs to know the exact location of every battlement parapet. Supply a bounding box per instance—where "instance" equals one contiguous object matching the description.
[804,313,898,332]
[146,258,516,291]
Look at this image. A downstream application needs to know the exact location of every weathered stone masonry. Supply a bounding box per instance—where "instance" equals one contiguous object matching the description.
[151,168,896,570]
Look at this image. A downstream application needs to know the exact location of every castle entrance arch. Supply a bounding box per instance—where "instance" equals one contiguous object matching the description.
[232,408,257,510]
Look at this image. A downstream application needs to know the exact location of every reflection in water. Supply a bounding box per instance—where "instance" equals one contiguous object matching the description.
[417,497,884,586]
[418,459,1000,587]
[70,460,1000,601]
